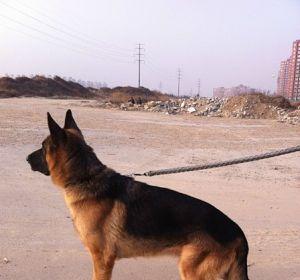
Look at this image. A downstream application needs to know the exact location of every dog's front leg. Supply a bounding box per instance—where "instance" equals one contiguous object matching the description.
[85,238,115,280]
[91,252,116,280]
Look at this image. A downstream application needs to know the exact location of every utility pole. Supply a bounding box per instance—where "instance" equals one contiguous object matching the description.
[135,43,144,88]
[159,81,162,92]
[197,79,201,97]
[177,68,181,97]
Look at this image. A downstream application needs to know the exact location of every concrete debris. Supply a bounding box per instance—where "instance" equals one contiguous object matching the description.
[277,109,300,125]
[92,94,299,125]
[187,107,196,113]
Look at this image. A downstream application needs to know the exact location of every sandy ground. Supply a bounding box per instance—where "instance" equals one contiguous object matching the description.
[0,98,299,280]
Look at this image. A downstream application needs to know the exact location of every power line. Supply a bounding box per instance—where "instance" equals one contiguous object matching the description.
[0,2,183,91]
[0,14,132,63]
[145,52,175,79]
[0,18,131,64]
[0,21,114,63]
[2,0,177,89]
[146,61,174,80]
[177,68,182,97]
[0,1,132,59]
[0,22,75,51]
[11,0,132,54]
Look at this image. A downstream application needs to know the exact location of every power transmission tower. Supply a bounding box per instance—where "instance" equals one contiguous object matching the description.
[135,43,144,88]
[177,68,181,97]
[159,81,162,91]
[197,79,201,97]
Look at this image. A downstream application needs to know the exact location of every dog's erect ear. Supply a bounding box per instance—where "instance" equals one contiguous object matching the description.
[64,109,82,134]
[47,112,65,144]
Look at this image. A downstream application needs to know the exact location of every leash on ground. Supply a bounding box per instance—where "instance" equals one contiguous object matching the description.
[129,145,300,177]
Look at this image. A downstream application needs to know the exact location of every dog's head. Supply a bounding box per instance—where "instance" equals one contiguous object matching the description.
[26,110,87,186]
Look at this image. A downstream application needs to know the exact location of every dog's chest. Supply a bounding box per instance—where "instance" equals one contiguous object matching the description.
[64,194,111,238]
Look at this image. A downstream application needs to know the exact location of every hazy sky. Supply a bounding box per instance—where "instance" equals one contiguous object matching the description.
[0,0,299,96]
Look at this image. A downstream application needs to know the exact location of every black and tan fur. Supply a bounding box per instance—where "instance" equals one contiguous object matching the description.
[26,110,249,280]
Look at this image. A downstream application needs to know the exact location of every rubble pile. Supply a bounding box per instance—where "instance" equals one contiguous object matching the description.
[277,108,300,125]
[113,93,299,124]
[114,97,225,116]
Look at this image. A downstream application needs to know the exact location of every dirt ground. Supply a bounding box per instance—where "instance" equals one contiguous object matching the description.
[0,98,299,280]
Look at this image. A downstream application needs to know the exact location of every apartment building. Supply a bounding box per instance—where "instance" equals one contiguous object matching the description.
[277,40,300,100]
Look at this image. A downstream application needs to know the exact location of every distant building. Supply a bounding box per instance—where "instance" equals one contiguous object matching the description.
[213,84,257,98]
[277,59,290,97]
[277,40,300,100]
[213,87,225,98]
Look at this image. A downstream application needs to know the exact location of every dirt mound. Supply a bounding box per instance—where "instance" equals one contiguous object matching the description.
[0,76,172,102]
[222,93,293,119]
[0,76,92,98]
[96,86,172,104]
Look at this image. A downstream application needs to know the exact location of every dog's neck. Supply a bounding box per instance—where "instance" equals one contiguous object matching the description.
[63,164,132,205]
[51,147,106,189]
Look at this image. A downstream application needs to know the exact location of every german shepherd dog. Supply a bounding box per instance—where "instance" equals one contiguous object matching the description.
[26,110,249,280]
